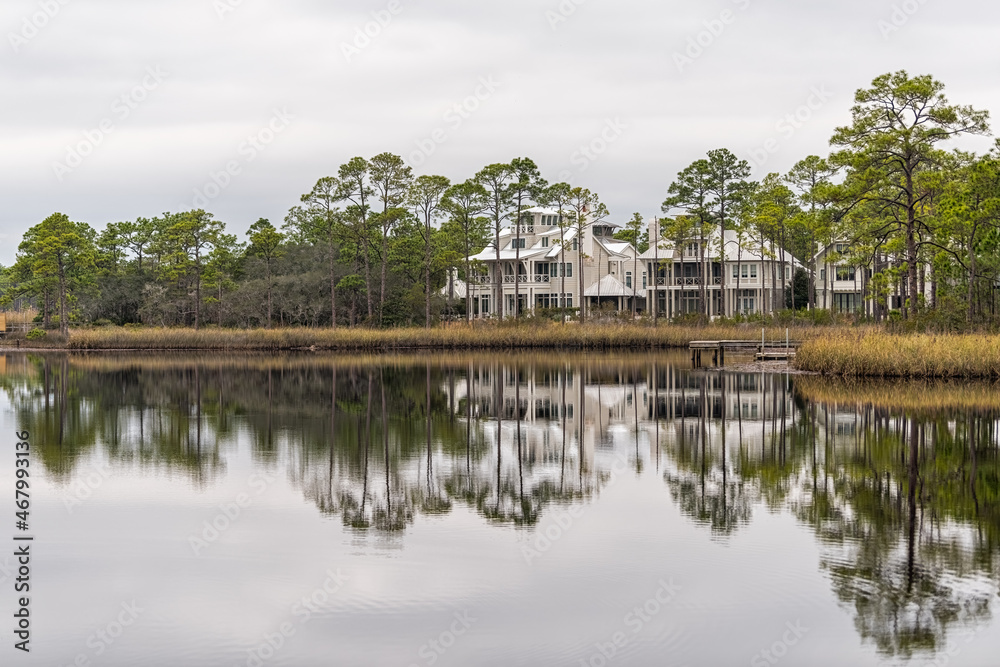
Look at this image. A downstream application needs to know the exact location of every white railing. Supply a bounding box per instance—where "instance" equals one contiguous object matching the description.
[533,275,550,283]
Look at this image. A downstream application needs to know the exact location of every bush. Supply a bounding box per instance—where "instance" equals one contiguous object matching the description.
[26,328,46,341]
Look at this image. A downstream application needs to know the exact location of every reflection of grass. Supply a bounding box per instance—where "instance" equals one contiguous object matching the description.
[795,375,1000,413]
[54,349,692,374]
[796,331,1000,377]
[55,323,827,351]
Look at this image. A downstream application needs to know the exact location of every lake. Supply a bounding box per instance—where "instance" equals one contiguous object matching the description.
[1,351,998,666]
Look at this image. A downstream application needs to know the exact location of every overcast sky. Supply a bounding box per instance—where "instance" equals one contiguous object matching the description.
[2,0,998,265]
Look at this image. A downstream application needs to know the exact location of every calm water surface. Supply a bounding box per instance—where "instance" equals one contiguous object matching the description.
[1,352,998,666]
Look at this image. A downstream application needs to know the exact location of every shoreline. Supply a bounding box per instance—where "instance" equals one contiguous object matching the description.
[4,325,1000,378]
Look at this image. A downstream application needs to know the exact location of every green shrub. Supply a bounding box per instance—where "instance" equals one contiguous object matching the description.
[26,328,46,341]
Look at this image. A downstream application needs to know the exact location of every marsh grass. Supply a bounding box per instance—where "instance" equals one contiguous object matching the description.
[54,322,825,352]
[795,375,1000,413]
[795,331,1000,377]
[4,308,39,328]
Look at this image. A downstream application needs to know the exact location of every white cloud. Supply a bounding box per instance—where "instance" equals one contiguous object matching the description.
[1,0,998,263]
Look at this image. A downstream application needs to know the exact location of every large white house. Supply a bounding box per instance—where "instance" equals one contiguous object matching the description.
[640,218,801,318]
[464,213,801,319]
[465,207,644,318]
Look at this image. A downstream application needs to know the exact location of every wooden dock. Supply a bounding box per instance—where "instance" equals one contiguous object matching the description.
[688,337,801,366]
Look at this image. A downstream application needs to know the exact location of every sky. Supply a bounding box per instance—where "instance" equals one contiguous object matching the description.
[2,0,999,265]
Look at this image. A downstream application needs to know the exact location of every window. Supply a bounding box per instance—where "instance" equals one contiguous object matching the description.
[572,239,578,251]
[732,265,739,279]
[549,262,572,278]
[835,243,847,254]
[741,265,749,279]
[836,266,856,281]
[626,272,632,288]
[609,262,615,274]
[820,269,826,281]
[750,265,758,278]
[642,272,647,289]
[686,242,698,257]
[481,295,490,314]
[542,237,549,248]
[834,292,861,313]
[785,267,790,280]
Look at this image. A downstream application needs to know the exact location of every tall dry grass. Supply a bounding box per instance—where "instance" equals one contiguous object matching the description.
[58,322,827,352]
[795,331,1000,377]
[795,375,1000,412]
[2,308,38,329]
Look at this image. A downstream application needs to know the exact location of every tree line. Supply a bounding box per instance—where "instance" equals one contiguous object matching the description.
[4,70,1000,332]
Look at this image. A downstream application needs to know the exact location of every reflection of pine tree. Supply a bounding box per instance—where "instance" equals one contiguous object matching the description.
[663,372,756,536]
[767,398,1000,659]
[16,352,999,662]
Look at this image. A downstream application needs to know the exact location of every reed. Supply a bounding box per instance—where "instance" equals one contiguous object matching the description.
[54,322,825,352]
[5,308,39,327]
[795,375,1000,413]
[795,330,1000,378]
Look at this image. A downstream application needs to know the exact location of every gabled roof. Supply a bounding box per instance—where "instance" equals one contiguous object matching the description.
[638,242,677,261]
[597,239,635,258]
[439,277,468,299]
[636,230,803,267]
[584,274,635,298]
[468,247,549,262]
[524,206,572,216]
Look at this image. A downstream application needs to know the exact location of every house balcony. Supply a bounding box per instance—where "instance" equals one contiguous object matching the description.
[673,277,723,286]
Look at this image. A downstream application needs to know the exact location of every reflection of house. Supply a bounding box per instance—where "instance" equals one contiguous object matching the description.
[444,363,801,474]
[641,218,800,318]
[465,207,644,318]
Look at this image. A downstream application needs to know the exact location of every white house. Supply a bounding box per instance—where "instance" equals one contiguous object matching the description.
[464,211,805,319]
[640,218,801,319]
[465,207,644,318]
